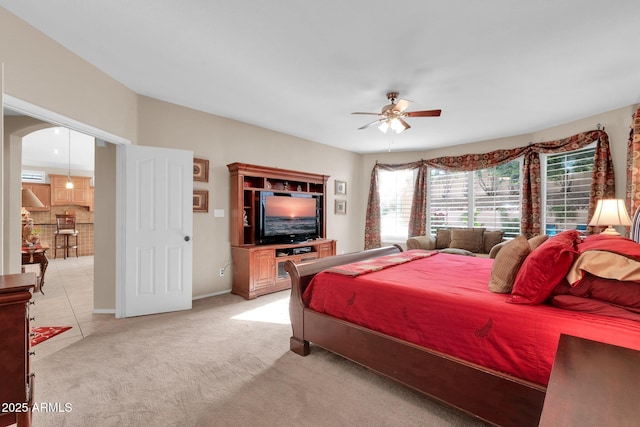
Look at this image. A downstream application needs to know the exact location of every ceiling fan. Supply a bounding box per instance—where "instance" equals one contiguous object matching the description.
[352,92,441,134]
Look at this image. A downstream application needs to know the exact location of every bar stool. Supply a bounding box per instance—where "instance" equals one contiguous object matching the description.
[54,214,79,259]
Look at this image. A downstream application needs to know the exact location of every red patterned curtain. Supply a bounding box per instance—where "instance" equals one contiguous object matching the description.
[408,162,428,238]
[364,161,423,249]
[627,106,640,214]
[520,150,540,237]
[365,130,614,246]
[364,165,381,249]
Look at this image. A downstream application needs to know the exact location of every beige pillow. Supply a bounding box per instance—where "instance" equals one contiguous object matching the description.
[450,228,485,253]
[439,248,476,257]
[528,234,548,251]
[435,229,451,249]
[489,240,508,259]
[483,230,504,254]
[489,235,531,293]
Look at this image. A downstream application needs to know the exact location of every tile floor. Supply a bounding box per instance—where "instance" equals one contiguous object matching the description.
[26,255,117,361]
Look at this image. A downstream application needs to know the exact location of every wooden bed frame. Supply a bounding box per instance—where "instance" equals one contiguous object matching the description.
[284,246,546,427]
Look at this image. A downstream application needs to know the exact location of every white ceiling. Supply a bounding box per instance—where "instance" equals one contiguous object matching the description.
[22,127,95,172]
[2,1,640,154]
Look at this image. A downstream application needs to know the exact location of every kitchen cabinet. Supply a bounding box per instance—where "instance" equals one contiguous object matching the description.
[49,174,92,207]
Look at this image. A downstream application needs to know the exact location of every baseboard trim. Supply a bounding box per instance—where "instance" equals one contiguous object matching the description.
[193,289,232,300]
[91,290,232,313]
[93,308,116,314]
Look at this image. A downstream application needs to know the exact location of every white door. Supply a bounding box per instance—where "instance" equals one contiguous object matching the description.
[120,144,193,317]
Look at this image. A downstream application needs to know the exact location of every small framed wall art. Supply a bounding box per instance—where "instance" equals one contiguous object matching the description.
[335,199,347,215]
[193,190,209,213]
[335,180,347,195]
[193,158,209,182]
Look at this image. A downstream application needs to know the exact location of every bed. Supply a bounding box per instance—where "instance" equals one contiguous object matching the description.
[284,233,640,427]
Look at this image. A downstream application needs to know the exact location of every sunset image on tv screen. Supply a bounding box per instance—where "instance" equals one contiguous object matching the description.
[266,196,315,218]
[264,195,317,237]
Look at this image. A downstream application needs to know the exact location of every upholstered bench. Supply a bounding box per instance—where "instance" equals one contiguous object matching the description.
[406,227,505,258]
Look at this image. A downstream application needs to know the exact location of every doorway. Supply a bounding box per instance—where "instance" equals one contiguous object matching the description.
[5,94,194,321]
[21,126,95,261]
[3,94,128,318]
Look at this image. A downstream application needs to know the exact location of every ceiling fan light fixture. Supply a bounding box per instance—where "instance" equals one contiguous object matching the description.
[354,92,441,134]
[390,117,407,133]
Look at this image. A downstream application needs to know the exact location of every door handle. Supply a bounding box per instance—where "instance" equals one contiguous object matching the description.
[184,236,191,242]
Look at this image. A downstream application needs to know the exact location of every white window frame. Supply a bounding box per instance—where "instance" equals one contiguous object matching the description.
[21,170,46,183]
[540,143,596,234]
[378,168,418,244]
[426,158,523,237]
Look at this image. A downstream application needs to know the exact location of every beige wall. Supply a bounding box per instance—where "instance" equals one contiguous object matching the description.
[94,143,117,310]
[137,96,362,297]
[0,8,138,142]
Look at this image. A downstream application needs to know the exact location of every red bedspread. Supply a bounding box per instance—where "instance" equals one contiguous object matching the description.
[303,252,640,386]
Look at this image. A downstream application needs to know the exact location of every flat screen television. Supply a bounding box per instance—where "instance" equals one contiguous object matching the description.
[257,191,321,244]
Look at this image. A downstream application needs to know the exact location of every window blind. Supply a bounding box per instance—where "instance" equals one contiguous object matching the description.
[543,146,595,234]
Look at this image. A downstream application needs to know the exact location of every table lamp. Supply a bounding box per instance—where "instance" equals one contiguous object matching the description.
[588,198,632,236]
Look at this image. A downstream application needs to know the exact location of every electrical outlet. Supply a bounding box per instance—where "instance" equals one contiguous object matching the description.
[219,268,225,277]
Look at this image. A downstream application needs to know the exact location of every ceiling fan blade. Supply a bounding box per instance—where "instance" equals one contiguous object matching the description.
[394,99,412,112]
[358,119,384,130]
[351,112,382,115]
[405,109,442,117]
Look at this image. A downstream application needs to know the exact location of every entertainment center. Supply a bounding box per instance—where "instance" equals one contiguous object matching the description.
[227,163,336,299]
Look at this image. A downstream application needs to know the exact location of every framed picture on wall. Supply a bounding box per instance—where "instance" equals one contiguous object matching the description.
[193,190,209,212]
[193,158,209,182]
[335,199,347,215]
[335,180,347,195]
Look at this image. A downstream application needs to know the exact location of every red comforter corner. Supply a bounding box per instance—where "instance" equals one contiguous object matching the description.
[303,253,640,386]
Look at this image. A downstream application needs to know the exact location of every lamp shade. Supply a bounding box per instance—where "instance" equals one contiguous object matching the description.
[21,188,44,208]
[588,198,631,235]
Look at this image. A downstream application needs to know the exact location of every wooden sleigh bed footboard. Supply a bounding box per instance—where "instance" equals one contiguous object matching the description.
[284,246,546,427]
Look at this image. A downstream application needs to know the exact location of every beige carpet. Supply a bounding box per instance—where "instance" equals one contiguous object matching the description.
[32,291,488,426]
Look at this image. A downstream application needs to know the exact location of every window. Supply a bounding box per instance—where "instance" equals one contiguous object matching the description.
[21,170,46,183]
[378,168,417,242]
[428,160,522,237]
[542,145,595,235]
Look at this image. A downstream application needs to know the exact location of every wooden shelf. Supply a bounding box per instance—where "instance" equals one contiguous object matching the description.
[227,163,335,298]
[227,163,330,246]
[231,239,336,299]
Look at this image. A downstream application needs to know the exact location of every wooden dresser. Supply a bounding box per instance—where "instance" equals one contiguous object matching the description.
[0,273,36,427]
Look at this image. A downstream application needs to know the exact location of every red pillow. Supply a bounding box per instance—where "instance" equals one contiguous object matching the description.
[507,231,579,304]
[550,295,640,322]
[553,229,581,244]
[554,272,640,309]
